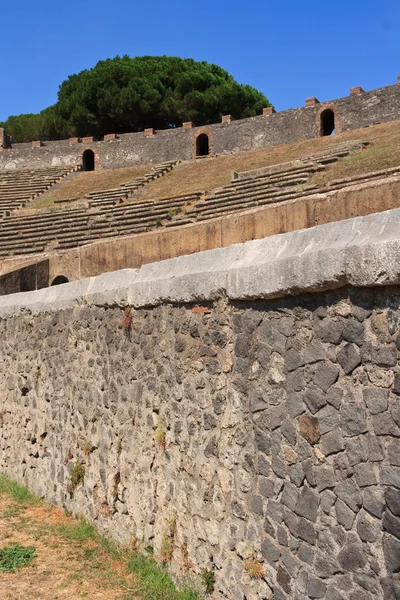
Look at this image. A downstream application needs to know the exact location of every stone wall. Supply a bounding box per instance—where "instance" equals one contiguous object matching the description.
[0,81,399,171]
[1,211,400,599]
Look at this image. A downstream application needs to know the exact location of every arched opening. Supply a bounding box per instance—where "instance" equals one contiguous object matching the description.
[320,109,335,136]
[196,133,210,157]
[51,275,69,286]
[82,149,95,171]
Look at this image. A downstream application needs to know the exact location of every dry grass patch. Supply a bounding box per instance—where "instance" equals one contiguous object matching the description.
[0,475,198,600]
[32,164,151,209]
[141,120,400,201]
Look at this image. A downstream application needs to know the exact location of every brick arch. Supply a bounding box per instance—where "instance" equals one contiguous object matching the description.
[82,147,101,170]
[316,104,340,137]
[192,129,214,159]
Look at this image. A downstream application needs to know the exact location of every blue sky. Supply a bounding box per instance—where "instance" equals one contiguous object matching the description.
[1,0,399,122]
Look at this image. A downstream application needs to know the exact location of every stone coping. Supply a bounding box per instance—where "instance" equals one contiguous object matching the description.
[1,207,400,316]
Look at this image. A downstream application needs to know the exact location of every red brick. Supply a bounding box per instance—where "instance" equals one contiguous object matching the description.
[262,107,276,116]
[350,86,364,95]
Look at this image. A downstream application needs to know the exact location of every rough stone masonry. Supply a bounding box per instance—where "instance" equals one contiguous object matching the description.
[1,210,400,599]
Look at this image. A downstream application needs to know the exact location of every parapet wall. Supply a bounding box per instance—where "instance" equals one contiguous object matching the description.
[1,80,400,170]
[1,211,400,599]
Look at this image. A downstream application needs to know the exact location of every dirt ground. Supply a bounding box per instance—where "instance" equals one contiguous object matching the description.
[0,495,136,600]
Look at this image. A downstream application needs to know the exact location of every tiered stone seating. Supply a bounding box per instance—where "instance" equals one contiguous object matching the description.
[0,191,204,257]
[86,161,178,207]
[187,141,370,221]
[1,140,392,260]
[0,165,79,213]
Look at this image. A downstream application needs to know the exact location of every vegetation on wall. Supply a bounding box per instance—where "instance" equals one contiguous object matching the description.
[1,55,271,142]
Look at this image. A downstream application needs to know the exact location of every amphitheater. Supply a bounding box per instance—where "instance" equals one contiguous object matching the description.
[1,77,400,599]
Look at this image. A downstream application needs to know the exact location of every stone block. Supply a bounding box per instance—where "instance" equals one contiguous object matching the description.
[81,136,93,143]
[354,463,378,487]
[336,498,356,529]
[338,544,366,571]
[335,477,362,512]
[308,578,327,598]
[31,140,42,147]
[304,386,327,414]
[69,137,79,144]
[337,343,361,374]
[297,415,320,444]
[222,115,234,123]
[182,121,193,129]
[144,128,155,136]
[103,133,117,141]
[363,387,389,414]
[313,362,339,392]
[340,403,367,437]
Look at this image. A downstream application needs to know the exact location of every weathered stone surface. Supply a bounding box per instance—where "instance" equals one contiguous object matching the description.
[354,463,378,487]
[304,386,327,414]
[337,343,361,374]
[363,387,389,414]
[386,488,400,517]
[321,429,345,456]
[295,486,320,522]
[357,510,380,542]
[335,478,362,512]
[336,498,356,529]
[342,319,365,346]
[340,404,368,437]
[313,362,339,392]
[297,415,320,444]
[372,412,400,436]
[261,537,280,564]
[338,544,367,571]
[308,577,327,598]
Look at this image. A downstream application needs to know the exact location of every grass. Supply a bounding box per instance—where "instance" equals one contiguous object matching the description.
[0,474,199,600]
[0,543,36,572]
[30,164,150,209]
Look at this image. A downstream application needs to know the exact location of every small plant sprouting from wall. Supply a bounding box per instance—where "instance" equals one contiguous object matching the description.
[120,307,133,330]
[160,514,177,564]
[81,439,91,457]
[243,554,265,579]
[67,459,85,496]
[156,216,163,228]
[201,568,215,594]
[181,540,193,572]
[155,418,166,450]
[112,472,121,501]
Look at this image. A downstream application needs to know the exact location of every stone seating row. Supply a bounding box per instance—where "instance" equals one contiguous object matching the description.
[188,141,370,220]
[0,165,79,212]
[0,191,202,257]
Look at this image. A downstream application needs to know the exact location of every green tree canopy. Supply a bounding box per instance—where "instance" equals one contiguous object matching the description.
[1,55,272,142]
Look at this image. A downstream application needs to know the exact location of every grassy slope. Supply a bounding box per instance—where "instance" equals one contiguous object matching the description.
[0,475,198,600]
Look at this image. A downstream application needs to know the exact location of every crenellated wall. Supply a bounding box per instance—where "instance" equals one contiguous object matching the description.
[0,81,400,171]
[1,211,400,599]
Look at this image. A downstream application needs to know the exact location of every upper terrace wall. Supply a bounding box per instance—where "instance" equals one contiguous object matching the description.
[0,81,399,171]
